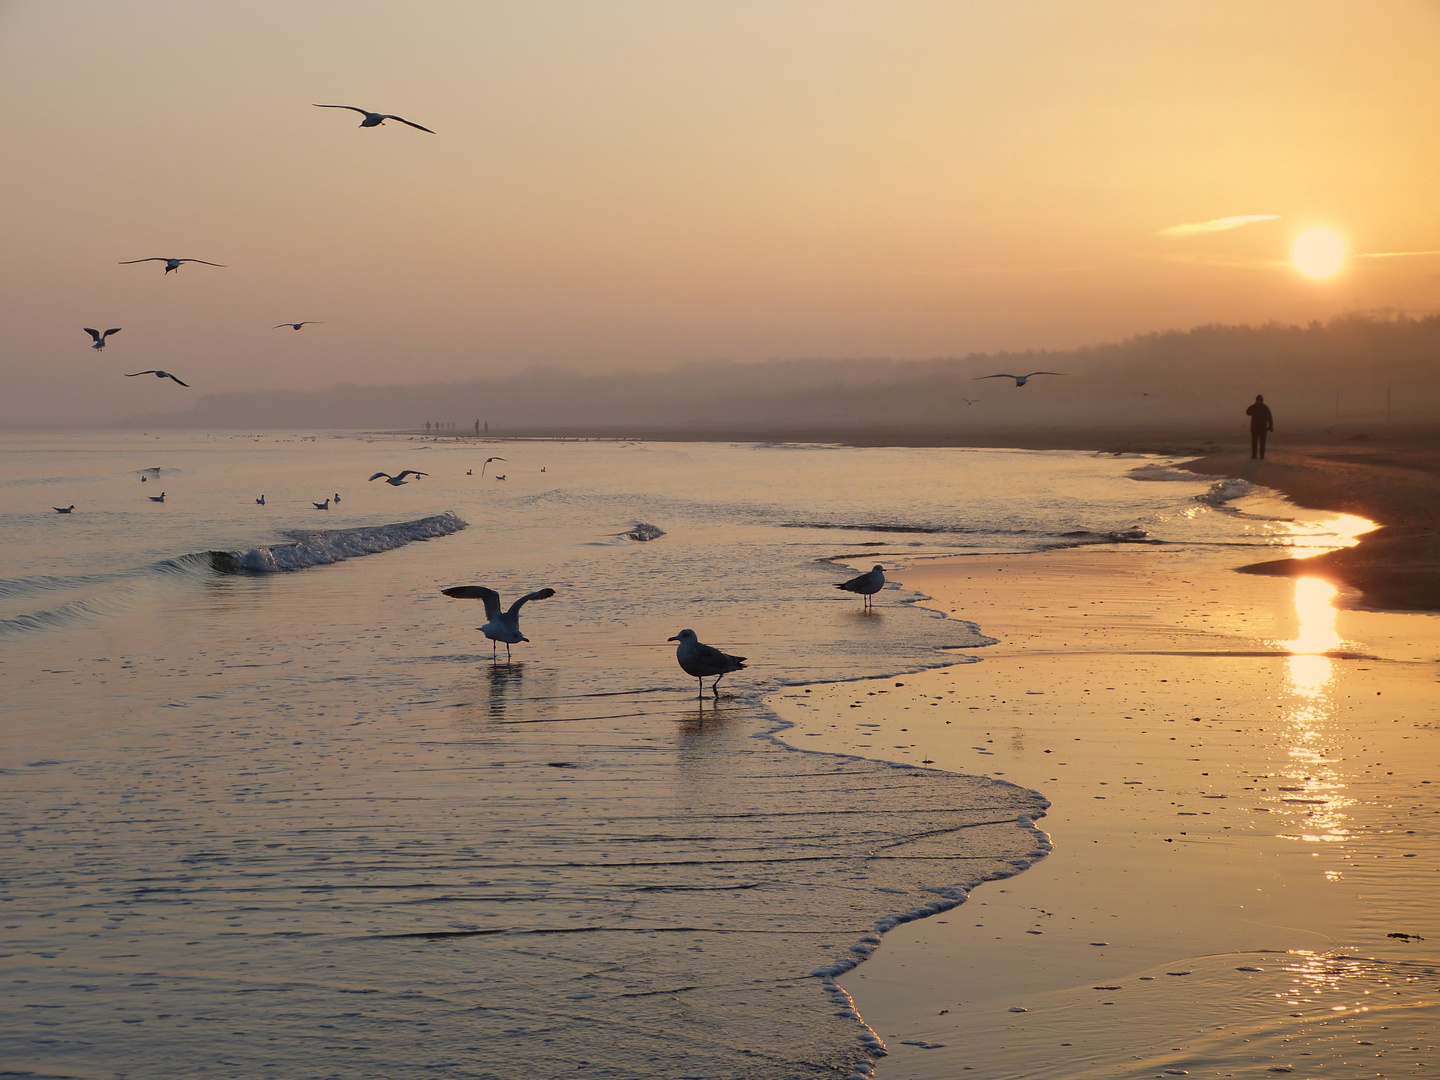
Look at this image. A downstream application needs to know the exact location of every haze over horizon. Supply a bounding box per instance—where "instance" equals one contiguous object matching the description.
[3,1,1439,428]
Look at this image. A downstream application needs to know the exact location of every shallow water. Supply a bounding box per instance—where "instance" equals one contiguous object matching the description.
[0,433,1360,1077]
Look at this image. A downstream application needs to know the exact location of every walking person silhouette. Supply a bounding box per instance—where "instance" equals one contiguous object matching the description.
[1246,394,1274,459]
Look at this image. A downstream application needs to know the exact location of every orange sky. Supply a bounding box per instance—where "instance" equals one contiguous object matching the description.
[2,1,1438,425]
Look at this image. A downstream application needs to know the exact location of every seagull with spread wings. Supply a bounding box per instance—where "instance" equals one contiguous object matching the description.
[441,585,556,661]
[125,370,190,386]
[976,371,1065,387]
[119,257,225,275]
[369,470,428,486]
[312,104,435,133]
[275,321,323,330]
[84,327,121,350]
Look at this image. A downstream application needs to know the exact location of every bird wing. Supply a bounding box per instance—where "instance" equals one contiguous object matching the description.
[389,115,436,133]
[177,259,225,267]
[368,472,392,481]
[313,104,370,115]
[118,258,169,264]
[274,324,293,329]
[442,585,503,622]
[84,328,101,341]
[976,373,1019,380]
[487,457,507,462]
[164,373,191,386]
[396,470,428,480]
[125,371,158,377]
[1022,371,1065,377]
[104,328,121,337]
[506,587,556,617]
[693,640,746,669]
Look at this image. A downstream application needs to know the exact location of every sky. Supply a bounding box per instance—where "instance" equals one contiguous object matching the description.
[2,1,1439,426]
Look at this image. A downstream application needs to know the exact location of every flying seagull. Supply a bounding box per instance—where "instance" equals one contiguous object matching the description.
[125,370,190,386]
[313,499,330,510]
[54,505,75,513]
[961,397,979,406]
[836,564,885,611]
[976,371,1065,387]
[148,492,165,503]
[441,585,556,661]
[119,257,225,274]
[480,456,506,477]
[84,327,121,350]
[668,629,747,700]
[275,321,323,330]
[369,470,428,486]
[312,104,435,133]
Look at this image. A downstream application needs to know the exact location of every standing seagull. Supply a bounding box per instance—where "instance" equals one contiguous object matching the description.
[274,321,323,330]
[125,370,190,386]
[976,371,1065,387]
[312,499,330,510]
[480,456,506,477]
[836,564,885,611]
[441,585,556,661]
[119,257,225,275]
[256,495,265,506]
[369,470,428,486]
[668,629,747,700]
[312,104,435,133]
[84,327,121,350]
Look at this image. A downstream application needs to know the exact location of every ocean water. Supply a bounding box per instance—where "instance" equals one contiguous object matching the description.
[0,433,1350,1078]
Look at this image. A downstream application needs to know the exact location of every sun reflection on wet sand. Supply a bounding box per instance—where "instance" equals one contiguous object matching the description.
[1275,577,1351,845]
[1282,512,1376,559]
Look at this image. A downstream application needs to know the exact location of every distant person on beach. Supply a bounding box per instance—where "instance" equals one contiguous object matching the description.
[1246,395,1274,459]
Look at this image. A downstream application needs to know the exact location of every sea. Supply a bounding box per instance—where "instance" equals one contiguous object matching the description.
[0,432,1353,1079]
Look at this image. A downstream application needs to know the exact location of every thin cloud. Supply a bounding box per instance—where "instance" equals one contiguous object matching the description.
[1156,214,1279,238]
[1354,249,1440,258]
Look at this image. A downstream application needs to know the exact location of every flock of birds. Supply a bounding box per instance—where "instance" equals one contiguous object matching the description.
[441,563,888,698]
[83,103,435,390]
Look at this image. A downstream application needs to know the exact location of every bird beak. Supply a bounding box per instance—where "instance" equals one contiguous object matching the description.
[667,635,680,642]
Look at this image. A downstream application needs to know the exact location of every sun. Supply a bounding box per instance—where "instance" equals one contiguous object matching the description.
[1292,227,1346,277]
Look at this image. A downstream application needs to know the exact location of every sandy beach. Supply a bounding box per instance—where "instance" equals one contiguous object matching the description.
[773,540,1440,1077]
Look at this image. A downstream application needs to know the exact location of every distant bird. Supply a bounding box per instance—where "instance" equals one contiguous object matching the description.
[312,104,435,133]
[668,629,747,700]
[313,499,330,510]
[148,492,165,503]
[274,321,322,330]
[140,475,147,482]
[466,469,472,476]
[369,470,428,486]
[836,564,886,611]
[125,370,190,386]
[256,495,265,505]
[84,327,121,350]
[53,505,75,513]
[333,493,341,503]
[441,585,556,661]
[961,397,979,406]
[480,456,506,477]
[494,474,506,481]
[119,257,225,275]
[976,371,1065,387]
[540,467,547,473]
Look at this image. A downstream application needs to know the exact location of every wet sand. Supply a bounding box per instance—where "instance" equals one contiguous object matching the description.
[772,547,1440,1078]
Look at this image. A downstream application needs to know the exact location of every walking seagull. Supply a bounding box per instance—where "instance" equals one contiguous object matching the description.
[312,104,435,133]
[125,370,190,386]
[54,505,75,513]
[369,470,428,486]
[275,322,322,330]
[976,371,1065,387]
[119,257,225,274]
[441,585,556,661]
[84,327,121,350]
[480,456,506,477]
[668,629,747,700]
[836,564,885,610]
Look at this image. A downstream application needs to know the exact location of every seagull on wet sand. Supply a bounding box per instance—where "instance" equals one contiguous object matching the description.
[54,505,75,513]
[668,629,747,700]
[837,564,885,610]
[256,495,265,505]
[126,370,190,386]
[976,371,1065,387]
[275,322,322,330]
[369,470,428,486]
[480,456,506,477]
[313,499,330,510]
[312,104,435,133]
[148,492,165,503]
[441,585,556,661]
[84,327,121,350]
[119,257,225,274]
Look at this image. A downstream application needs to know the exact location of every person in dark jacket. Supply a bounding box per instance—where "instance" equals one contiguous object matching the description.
[1246,394,1274,459]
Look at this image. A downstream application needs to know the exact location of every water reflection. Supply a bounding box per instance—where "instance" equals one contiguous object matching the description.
[1284,577,1341,696]
[1284,512,1376,559]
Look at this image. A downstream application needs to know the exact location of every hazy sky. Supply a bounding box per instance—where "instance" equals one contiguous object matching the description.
[2,1,1439,425]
